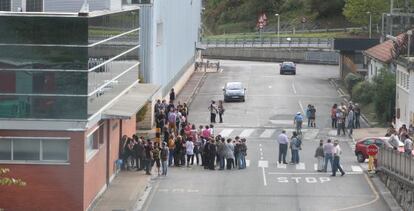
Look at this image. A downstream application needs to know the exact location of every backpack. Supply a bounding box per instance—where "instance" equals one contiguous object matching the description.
[161,147,168,160]
[295,137,302,149]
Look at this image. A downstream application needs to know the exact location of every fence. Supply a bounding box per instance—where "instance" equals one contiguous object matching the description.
[201,37,333,49]
[377,147,414,182]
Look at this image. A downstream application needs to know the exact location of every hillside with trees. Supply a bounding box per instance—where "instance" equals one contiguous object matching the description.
[203,0,412,35]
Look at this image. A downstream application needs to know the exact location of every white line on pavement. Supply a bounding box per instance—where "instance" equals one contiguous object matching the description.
[277,163,287,169]
[259,144,262,147]
[292,83,297,94]
[246,160,250,167]
[260,157,264,160]
[260,148,263,152]
[239,129,255,137]
[351,165,363,172]
[298,100,305,114]
[296,162,306,170]
[262,167,268,186]
[258,160,269,168]
[314,163,318,171]
[260,129,276,138]
[219,129,234,137]
[268,172,363,175]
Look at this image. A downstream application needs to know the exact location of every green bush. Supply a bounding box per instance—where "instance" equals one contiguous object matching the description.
[344,72,363,97]
[352,80,374,104]
[372,70,396,122]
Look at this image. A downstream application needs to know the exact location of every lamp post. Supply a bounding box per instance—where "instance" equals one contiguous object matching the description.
[275,13,280,43]
[408,30,412,58]
[367,11,372,38]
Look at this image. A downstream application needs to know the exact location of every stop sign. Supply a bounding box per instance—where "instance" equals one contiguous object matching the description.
[367,144,378,156]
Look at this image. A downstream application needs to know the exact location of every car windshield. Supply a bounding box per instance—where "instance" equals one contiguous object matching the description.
[226,83,242,90]
[283,62,294,67]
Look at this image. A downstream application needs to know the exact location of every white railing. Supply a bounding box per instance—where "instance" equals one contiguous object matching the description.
[377,147,414,181]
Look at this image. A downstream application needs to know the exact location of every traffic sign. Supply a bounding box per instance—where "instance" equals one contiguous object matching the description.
[367,144,378,156]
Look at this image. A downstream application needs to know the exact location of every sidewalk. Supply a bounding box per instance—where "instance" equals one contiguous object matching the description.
[175,71,206,106]
[91,171,150,211]
[352,127,387,141]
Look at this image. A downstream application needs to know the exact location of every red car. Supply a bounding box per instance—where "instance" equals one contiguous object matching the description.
[354,137,405,163]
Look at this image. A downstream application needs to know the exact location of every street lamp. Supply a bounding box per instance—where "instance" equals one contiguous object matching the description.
[275,13,280,42]
[367,11,372,38]
[407,30,412,57]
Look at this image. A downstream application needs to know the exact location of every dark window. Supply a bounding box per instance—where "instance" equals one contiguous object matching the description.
[26,0,43,12]
[363,139,374,145]
[0,0,10,11]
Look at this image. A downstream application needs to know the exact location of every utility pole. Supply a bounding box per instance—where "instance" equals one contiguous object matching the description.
[275,13,280,43]
[367,12,372,38]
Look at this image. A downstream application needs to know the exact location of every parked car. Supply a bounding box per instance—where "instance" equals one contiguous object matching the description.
[354,137,405,163]
[280,61,296,75]
[223,82,246,102]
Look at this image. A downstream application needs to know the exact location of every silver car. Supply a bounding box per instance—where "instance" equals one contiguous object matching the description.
[223,82,246,102]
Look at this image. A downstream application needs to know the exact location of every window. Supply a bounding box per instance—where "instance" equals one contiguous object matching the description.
[86,122,106,158]
[0,138,69,163]
[26,0,43,12]
[156,22,163,46]
[0,0,10,11]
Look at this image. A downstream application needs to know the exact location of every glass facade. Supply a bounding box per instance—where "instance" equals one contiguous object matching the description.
[0,9,140,120]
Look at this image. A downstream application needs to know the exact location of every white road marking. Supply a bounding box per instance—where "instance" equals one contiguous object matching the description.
[276,177,330,184]
[262,167,268,186]
[298,100,305,114]
[314,163,318,171]
[258,160,269,168]
[260,157,264,160]
[260,152,263,156]
[158,188,168,192]
[351,165,363,172]
[277,163,287,169]
[304,129,319,140]
[268,85,272,88]
[269,120,293,125]
[296,162,306,170]
[219,129,234,137]
[260,129,276,138]
[260,148,263,152]
[292,83,297,94]
[259,144,262,147]
[268,172,363,175]
[239,129,255,137]
[246,160,250,167]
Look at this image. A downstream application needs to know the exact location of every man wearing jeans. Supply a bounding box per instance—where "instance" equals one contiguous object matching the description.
[277,130,289,164]
[238,138,248,169]
[332,140,345,176]
[323,139,334,172]
[161,142,169,176]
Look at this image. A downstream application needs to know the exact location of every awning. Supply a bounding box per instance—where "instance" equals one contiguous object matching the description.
[102,83,161,119]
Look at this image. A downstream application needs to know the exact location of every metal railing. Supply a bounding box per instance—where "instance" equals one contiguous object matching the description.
[377,147,414,181]
[201,37,333,49]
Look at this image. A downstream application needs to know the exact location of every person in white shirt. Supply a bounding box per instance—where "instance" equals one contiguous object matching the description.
[277,130,289,164]
[185,138,194,167]
[403,134,413,156]
[332,140,345,176]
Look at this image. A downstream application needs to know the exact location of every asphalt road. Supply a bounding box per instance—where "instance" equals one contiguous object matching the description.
[142,60,389,211]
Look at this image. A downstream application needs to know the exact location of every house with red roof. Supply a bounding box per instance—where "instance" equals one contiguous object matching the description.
[364,39,397,80]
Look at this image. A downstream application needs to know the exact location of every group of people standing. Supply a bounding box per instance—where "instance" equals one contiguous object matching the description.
[330,102,361,136]
[208,100,225,123]
[386,124,413,156]
[277,130,345,177]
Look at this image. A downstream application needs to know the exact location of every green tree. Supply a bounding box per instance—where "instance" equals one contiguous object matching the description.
[0,168,26,186]
[344,72,363,98]
[343,0,389,25]
[308,0,345,17]
[372,70,396,123]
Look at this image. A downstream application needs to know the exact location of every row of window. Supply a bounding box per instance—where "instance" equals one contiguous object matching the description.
[0,138,69,162]
[0,0,42,12]
[397,69,409,91]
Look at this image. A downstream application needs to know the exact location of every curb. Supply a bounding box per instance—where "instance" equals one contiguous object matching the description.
[349,134,403,211]
[181,71,207,107]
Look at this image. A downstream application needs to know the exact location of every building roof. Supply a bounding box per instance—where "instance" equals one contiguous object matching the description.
[364,34,405,63]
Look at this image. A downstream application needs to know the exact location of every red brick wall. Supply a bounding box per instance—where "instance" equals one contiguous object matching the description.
[121,116,137,138]
[108,119,121,178]
[0,130,84,211]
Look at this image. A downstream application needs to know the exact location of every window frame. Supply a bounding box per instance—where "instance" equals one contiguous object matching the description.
[0,137,70,165]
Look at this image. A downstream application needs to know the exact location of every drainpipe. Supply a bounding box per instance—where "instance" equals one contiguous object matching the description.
[408,30,412,58]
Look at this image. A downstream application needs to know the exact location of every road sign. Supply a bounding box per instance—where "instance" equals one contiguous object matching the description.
[367,144,378,156]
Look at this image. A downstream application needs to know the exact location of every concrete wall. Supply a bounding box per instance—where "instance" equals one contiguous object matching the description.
[202,47,339,65]
[378,171,414,211]
[367,58,386,80]
[140,0,201,96]
[396,64,410,128]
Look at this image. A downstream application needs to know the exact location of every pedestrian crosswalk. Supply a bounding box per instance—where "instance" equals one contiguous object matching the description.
[267,161,363,173]
[215,127,319,139]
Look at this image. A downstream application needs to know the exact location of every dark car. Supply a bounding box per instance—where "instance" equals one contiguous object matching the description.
[223,82,246,102]
[280,62,296,75]
[354,137,406,163]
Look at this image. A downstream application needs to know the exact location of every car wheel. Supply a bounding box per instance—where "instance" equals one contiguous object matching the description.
[242,97,245,102]
[293,71,296,75]
[356,153,365,163]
